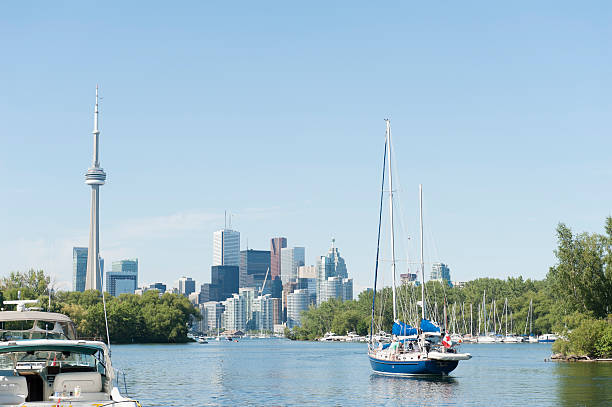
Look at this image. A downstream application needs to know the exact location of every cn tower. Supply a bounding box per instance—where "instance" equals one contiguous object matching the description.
[85,86,106,291]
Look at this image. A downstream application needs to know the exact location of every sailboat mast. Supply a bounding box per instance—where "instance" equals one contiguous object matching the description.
[386,119,398,321]
[419,184,425,321]
[530,299,533,336]
[483,290,487,333]
[470,303,473,336]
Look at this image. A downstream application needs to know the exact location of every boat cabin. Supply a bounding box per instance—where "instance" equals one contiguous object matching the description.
[0,311,77,341]
[0,341,112,404]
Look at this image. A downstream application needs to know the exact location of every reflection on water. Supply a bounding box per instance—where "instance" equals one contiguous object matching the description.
[555,361,612,407]
[109,341,611,407]
[370,374,458,405]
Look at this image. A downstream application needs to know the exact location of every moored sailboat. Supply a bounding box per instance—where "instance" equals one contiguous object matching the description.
[368,120,471,376]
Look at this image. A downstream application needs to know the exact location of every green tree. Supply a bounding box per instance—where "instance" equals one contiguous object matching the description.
[547,218,612,319]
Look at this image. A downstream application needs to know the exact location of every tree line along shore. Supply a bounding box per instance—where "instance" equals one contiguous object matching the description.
[289,217,612,360]
[0,217,610,356]
[0,270,198,343]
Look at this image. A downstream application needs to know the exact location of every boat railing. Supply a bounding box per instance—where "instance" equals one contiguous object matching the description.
[114,368,129,396]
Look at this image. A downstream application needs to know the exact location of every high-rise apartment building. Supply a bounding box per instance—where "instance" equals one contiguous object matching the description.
[280,247,305,285]
[239,249,271,289]
[202,301,224,333]
[287,289,309,328]
[239,287,257,329]
[106,259,138,297]
[222,294,246,332]
[400,272,418,286]
[252,294,274,332]
[270,237,287,281]
[177,277,196,297]
[213,229,240,266]
[431,263,451,282]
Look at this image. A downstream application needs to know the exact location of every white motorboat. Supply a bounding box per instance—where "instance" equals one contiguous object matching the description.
[318,332,342,342]
[477,335,496,343]
[0,301,140,406]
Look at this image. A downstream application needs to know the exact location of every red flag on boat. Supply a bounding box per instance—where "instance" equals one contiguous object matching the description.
[442,333,452,348]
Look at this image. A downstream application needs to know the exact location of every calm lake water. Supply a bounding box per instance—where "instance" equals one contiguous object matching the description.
[111,340,612,406]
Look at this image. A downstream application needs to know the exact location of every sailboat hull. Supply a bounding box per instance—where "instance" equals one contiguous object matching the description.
[369,356,458,376]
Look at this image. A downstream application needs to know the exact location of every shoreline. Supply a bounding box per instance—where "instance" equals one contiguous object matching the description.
[550,353,612,362]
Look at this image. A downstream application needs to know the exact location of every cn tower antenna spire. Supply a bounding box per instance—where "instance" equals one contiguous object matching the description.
[93,85,100,167]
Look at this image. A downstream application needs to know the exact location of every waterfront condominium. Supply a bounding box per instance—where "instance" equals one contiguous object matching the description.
[270,237,287,281]
[72,247,103,292]
[213,228,240,267]
[280,247,305,285]
[222,293,246,332]
[430,262,451,284]
[106,259,138,297]
[287,289,309,328]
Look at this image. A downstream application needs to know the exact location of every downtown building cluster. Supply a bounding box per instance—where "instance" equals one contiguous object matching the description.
[72,227,353,335]
[185,229,353,335]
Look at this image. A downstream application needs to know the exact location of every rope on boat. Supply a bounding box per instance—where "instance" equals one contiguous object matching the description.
[370,134,387,345]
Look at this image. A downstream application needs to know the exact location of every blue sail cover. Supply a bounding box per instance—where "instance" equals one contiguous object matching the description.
[392,321,418,336]
[420,318,441,333]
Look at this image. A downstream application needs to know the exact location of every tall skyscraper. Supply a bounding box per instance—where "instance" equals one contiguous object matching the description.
[270,237,287,281]
[213,229,240,266]
[106,259,138,297]
[211,265,239,301]
[72,247,102,292]
[239,249,271,288]
[280,247,305,285]
[85,86,106,292]
[72,247,88,292]
[316,239,348,304]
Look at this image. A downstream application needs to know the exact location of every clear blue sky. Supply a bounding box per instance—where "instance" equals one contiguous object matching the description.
[1,2,610,293]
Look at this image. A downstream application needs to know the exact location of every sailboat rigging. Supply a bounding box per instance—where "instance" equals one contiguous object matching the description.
[368,120,471,376]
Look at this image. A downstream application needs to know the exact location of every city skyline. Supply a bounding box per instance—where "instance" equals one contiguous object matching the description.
[1,2,611,295]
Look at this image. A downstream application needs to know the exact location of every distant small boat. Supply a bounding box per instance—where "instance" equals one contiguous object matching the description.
[538,334,558,343]
[477,335,496,343]
[319,332,342,342]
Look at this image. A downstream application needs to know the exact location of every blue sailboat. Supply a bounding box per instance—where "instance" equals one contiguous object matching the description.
[368,120,471,376]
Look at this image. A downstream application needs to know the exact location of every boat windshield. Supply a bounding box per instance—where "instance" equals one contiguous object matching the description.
[0,349,105,374]
[0,320,76,341]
